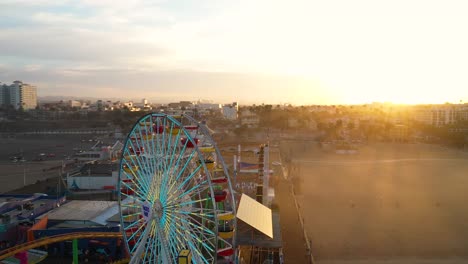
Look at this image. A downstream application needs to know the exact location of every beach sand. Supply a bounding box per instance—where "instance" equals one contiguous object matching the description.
[281,142,468,263]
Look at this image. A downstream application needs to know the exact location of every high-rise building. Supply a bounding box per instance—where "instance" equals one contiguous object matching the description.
[1,81,38,110]
[0,83,5,107]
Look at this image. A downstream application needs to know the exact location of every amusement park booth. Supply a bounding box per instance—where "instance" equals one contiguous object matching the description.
[32,200,122,260]
[67,162,119,190]
[235,194,283,264]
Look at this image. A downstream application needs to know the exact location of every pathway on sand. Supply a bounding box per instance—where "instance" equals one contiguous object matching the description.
[271,148,311,263]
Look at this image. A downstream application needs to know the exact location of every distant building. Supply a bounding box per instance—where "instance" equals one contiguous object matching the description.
[413,105,460,127]
[0,81,37,110]
[194,100,221,115]
[414,107,433,125]
[133,98,152,111]
[390,124,409,142]
[287,118,319,130]
[287,118,299,128]
[168,101,194,109]
[240,109,259,127]
[0,83,6,107]
[222,102,238,120]
[68,163,119,190]
[69,100,82,108]
[97,100,104,111]
[123,101,133,109]
[459,104,468,121]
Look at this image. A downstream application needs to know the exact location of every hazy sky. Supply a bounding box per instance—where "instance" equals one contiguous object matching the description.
[1,0,467,105]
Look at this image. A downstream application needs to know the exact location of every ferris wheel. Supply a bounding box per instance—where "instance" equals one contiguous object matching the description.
[118,113,237,264]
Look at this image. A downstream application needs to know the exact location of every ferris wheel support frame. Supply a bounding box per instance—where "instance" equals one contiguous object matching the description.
[183,115,238,251]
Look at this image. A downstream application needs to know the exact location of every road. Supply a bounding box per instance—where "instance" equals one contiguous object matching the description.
[0,161,66,193]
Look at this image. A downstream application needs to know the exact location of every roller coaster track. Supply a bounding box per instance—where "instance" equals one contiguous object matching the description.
[0,232,122,260]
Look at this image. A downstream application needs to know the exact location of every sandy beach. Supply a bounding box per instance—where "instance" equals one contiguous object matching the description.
[281,142,468,263]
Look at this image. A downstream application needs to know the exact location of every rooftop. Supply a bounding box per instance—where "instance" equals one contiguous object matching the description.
[39,200,117,222]
[78,163,118,176]
[236,212,282,249]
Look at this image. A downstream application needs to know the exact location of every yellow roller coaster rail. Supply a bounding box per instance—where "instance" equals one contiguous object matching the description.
[0,232,122,260]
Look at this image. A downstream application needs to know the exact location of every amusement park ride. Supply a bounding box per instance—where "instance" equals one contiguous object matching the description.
[119,113,237,263]
[0,113,238,264]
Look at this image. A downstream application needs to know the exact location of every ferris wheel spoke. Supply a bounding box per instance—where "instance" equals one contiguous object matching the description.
[169,217,213,264]
[174,150,197,181]
[160,123,184,200]
[124,140,152,190]
[165,192,209,211]
[150,122,163,192]
[166,158,202,203]
[163,152,198,202]
[120,180,147,199]
[171,208,217,231]
[149,118,163,182]
[165,128,184,182]
[170,136,190,175]
[144,221,159,263]
[121,190,148,203]
[129,225,153,264]
[165,166,203,205]
[127,222,147,246]
[166,187,209,210]
[160,117,168,171]
[152,133,167,189]
[124,219,145,234]
[132,128,154,182]
[168,211,216,241]
[121,160,150,195]
[120,177,148,199]
[123,158,149,190]
[121,181,147,200]
[164,138,190,195]
[121,172,148,196]
[165,200,215,256]
[156,220,173,262]
[167,172,204,206]
[164,220,183,261]
[176,163,203,191]
[166,119,181,159]
[163,232,178,261]
[145,223,158,264]
[187,235,212,264]
[183,230,215,263]
[141,118,157,184]
[150,116,162,176]
[173,208,216,221]
[169,178,207,205]
[165,197,210,210]
[162,120,174,175]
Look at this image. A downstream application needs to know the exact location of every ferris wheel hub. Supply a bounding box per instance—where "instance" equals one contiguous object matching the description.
[153,199,164,219]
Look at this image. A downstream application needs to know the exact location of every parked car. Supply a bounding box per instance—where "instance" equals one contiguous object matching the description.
[34,153,46,161]
[9,154,23,160]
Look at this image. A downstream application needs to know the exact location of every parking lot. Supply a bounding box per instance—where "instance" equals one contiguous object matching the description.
[0,135,97,193]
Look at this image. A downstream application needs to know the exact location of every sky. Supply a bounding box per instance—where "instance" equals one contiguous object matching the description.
[0,0,468,105]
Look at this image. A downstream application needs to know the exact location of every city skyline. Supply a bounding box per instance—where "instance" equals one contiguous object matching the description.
[1,0,468,105]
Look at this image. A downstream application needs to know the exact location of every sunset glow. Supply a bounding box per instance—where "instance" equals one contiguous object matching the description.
[1,0,467,104]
